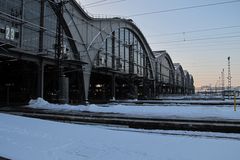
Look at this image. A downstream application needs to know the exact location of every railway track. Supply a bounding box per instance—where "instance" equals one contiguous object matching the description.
[1,106,240,133]
[113,99,240,105]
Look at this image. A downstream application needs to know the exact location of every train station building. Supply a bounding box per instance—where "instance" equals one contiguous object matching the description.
[0,0,194,104]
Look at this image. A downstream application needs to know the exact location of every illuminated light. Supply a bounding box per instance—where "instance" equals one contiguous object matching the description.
[96,84,102,88]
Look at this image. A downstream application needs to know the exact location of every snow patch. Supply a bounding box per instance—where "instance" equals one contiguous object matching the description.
[28,98,240,120]
[29,97,49,106]
[28,98,97,112]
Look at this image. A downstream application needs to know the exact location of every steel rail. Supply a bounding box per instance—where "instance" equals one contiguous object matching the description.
[1,107,240,133]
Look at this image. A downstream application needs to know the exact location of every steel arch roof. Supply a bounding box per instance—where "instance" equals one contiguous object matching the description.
[153,50,175,71]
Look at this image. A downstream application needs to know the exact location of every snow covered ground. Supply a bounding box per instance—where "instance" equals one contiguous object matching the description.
[152,98,240,103]
[1,113,240,160]
[156,94,240,100]
[28,98,240,120]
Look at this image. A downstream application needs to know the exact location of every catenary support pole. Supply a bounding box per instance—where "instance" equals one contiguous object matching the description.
[234,92,237,111]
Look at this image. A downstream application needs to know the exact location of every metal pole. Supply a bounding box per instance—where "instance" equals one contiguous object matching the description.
[19,0,24,47]
[39,0,45,52]
[54,0,69,103]
[234,92,237,111]
[227,57,232,99]
[221,68,225,99]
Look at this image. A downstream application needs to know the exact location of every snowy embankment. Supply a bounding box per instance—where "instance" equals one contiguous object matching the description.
[28,98,240,120]
[1,113,240,160]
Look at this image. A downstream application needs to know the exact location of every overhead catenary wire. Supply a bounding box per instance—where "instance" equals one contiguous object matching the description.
[0,0,143,57]
[0,2,105,66]
[4,1,240,62]
[156,39,240,47]
[150,35,240,44]
[149,31,240,47]
[160,40,240,50]
[158,42,240,52]
[0,0,152,73]
[48,0,240,49]
[2,1,240,86]
[146,25,240,37]
[65,3,240,75]
[49,0,240,47]
[84,0,127,8]
[169,47,240,53]
[84,0,109,7]
[79,0,240,49]
[127,0,240,17]
[18,0,121,46]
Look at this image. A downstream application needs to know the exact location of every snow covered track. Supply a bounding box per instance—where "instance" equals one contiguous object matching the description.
[114,99,240,105]
[1,106,240,134]
[1,113,240,160]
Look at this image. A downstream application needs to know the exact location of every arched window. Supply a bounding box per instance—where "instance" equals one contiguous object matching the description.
[94,28,152,78]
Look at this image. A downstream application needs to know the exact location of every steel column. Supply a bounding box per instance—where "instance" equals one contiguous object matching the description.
[39,0,45,52]
[37,61,45,98]
[111,73,116,100]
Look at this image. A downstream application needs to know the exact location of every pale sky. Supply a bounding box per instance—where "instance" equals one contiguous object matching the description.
[79,0,240,88]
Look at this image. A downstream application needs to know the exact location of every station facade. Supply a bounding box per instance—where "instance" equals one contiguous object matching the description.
[0,0,194,104]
